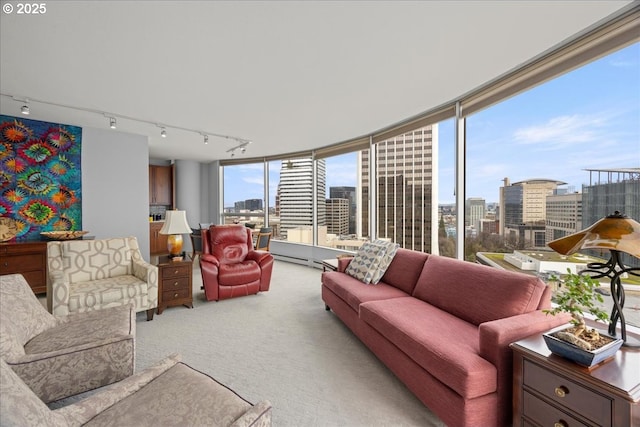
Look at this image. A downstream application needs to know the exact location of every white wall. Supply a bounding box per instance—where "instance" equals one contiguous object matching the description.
[81,127,151,260]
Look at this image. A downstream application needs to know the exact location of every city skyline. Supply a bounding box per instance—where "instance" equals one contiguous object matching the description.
[224,42,638,208]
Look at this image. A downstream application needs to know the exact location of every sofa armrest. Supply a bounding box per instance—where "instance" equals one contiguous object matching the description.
[48,271,70,316]
[479,310,571,366]
[57,354,181,425]
[132,259,159,308]
[231,400,273,427]
[337,256,354,273]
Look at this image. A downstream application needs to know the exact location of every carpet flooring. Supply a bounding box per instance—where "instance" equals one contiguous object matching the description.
[134,260,445,426]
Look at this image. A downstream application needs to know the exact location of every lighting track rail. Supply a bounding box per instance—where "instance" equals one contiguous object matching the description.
[1,92,252,147]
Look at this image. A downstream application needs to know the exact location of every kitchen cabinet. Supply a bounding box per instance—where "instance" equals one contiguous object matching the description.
[150,222,169,255]
[149,165,173,206]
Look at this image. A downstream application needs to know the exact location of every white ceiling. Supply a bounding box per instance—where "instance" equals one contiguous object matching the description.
[0,1,634,162]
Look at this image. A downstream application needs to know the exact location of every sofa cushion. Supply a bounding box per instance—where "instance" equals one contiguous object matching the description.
[345,240,399,284]
[322,271,409,312]
[62,238,133,282]
[379,248,429,294]
[413,255,546,326]
[359,297,497,399]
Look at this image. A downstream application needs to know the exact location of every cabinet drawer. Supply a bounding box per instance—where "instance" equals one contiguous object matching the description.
[161,265,190,279]
[162,288,190,302]
[523,360,611,427]
[0,254,44,273]
[523,391,589,427]
[162,277,190,291]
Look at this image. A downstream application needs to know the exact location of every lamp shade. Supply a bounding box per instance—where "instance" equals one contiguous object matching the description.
[159,210,192,235]
[548,211,640,258]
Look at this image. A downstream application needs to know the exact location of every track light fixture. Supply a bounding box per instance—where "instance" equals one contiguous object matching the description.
[2,93,254,150]
[226,140,251,157]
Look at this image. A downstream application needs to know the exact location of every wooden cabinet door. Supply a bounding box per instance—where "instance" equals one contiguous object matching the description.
[150,222,169,254]
[149,165,173,206]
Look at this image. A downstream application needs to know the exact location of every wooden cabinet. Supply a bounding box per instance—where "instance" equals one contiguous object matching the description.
[149,165,173,206]
[0,241,47,295]
[511,334,640,427]
[157,255,193,314]
[150,222,169,255]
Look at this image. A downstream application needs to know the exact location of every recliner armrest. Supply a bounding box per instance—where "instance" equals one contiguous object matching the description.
[200,254,220,266]
[246,250,273,265]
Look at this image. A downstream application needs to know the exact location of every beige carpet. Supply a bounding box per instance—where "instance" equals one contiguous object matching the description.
[133,260,445,426]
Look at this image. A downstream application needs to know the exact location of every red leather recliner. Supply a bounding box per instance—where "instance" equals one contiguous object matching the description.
[200,225,273,301]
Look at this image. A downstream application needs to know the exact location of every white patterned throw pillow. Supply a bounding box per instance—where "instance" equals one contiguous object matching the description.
[345,240,399,285]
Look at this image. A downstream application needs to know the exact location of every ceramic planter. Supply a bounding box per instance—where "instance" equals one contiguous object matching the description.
[543,328,623,368]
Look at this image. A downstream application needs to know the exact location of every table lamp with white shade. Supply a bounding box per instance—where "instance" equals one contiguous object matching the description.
[159,210,192,260]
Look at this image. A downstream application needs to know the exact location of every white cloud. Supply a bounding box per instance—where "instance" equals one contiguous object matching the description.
[513,114,607,147]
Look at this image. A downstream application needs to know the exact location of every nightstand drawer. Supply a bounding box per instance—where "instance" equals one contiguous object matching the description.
[523,360,611,427]
[162,288,190,302]
[523,391,589,427]
[162,277,190,291]
[161,265,191,279]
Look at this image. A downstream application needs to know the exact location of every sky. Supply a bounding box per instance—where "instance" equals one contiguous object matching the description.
[225,42,639,207]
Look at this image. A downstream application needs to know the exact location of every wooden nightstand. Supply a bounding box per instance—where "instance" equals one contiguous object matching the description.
[157,255,193,314]
[511,333,640,427]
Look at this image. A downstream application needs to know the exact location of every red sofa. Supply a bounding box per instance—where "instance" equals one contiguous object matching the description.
[321,249,569,427]
[200,225,273,301]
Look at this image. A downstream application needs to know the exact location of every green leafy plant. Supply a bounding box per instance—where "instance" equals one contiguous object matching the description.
[544,268,609,344]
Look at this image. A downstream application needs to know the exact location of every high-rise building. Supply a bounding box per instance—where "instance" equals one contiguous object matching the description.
[359,126,438,253]
[465,198,486,234]
[244,199,263,211]
[500,177,565,248]
[581,168,639,267]
[234,201,245,211]
[329,186,356,234]
[326,198,350,236]
[278,157,326,239]
[545,191,582,243]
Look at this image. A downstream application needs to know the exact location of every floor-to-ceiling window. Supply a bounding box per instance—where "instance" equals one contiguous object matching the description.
[222,162,266,228]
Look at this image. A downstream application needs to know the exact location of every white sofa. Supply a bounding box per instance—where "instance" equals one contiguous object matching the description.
[47,236,158,320]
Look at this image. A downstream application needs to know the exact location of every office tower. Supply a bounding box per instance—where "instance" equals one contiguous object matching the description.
[326,198,350,236]
[234,201,245,211]
[359,126,438,253]
[330,186,356,234]
[499,178,565,248]
[545,191,582,243]
[278,157,326,240]
[465,198,486,234]
[582,168,639,267]
[244,199,263,211]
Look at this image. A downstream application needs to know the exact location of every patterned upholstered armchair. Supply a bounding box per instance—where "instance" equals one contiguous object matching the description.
[0,274,135,403]
[47,236,158,320]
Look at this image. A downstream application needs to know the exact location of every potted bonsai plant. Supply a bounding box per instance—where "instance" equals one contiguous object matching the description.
[543,269,623,368]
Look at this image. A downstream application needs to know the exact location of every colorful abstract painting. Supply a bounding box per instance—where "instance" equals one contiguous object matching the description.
[0,115,82,240]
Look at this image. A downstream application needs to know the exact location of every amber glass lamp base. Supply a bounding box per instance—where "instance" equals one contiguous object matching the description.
[167,234,183,257]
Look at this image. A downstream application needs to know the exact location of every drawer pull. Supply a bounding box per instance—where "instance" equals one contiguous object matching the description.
[174,293,179,298]
[554,421,568,427]
[174,270,179,274]
[173,282,179,286]
[554,386,569,398]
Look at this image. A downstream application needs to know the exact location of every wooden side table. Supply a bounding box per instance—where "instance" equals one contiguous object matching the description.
[321,258,339,272]
[511,333,640,427]
[0,241,47,295]
[157,255,193,314]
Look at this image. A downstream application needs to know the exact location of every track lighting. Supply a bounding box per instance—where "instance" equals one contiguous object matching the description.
[204,135,209,145]
[160,127,167,138]
[109,117,117,129]
[231,152,235,157]
[21,103,30,115]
